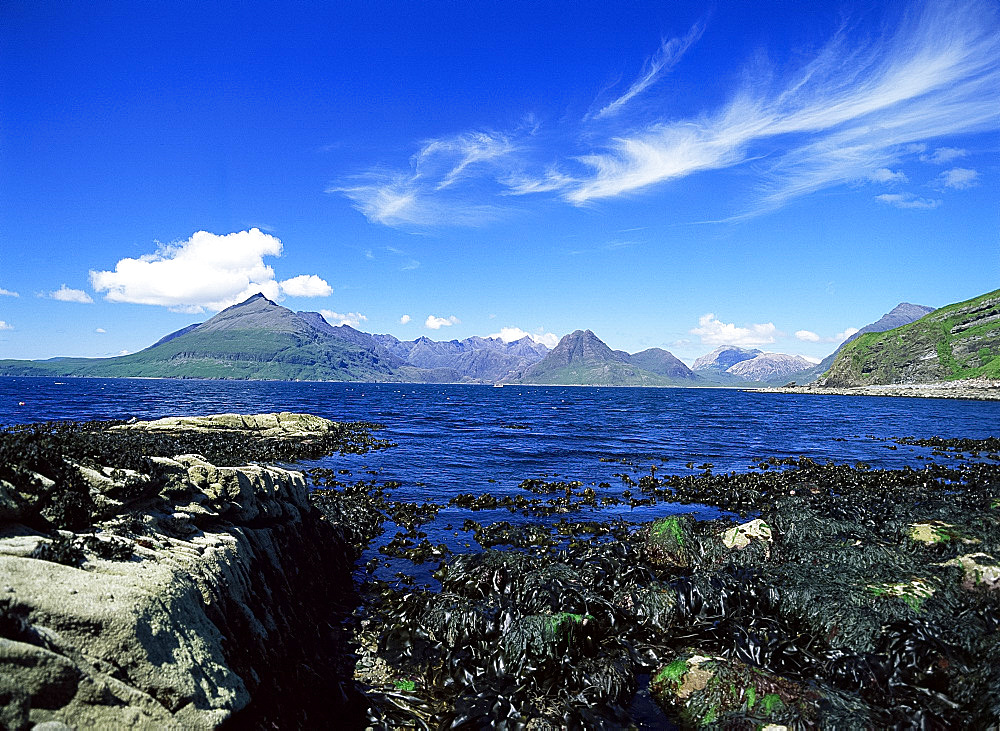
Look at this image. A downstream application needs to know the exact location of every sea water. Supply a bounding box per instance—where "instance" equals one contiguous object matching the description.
[3,376,999,575]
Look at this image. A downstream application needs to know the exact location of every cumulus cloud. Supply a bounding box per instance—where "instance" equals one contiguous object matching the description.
[796,326,860,343]
[921,146,967,164]
[89,229,330,313]
[425,315,460,330]
[320,310,367,328]
[936,167,979,189]
[876,192,942,209]
[489,326,560,348]
[47,285,93,303]
[690,314,778,346]
[399,314,412,325]
[279,274,333,298]
[0,288,18,297]
[0,321,12,330]
[95,328,106,333]
[869,168,908,184]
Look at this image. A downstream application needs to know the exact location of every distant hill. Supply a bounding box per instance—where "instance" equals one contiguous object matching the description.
[0,294,399,381]
[629,348,699,382]
[692,346,762,373]
[0,295,547,383]
[373,334,549,382]
[822,289,1000,386]
[690,346,813,386]
[726,353,814,382]
[514,330,695,386]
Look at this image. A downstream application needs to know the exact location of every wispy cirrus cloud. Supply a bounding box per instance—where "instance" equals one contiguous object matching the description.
[566,0,1000,208]
[331,130,521,227]
[336,0,998,227]
[589,22,705,120]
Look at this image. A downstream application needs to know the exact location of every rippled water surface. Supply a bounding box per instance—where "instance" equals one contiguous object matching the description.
[3,377,999,486]
[3,376,999,580]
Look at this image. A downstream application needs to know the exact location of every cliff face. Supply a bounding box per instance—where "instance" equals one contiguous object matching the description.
[0,414,367,729]
[823,289,1000,387]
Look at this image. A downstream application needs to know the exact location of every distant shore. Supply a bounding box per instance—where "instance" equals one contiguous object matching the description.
[750,379,1000,401]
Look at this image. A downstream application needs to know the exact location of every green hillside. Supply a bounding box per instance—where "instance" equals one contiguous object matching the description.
[823,289,1000,386]
[0,296,398,381]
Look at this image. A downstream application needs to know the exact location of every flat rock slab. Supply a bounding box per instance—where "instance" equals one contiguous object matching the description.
[114,412,336,439]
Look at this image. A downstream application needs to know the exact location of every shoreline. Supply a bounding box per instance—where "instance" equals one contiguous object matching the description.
[748,379,1000,401]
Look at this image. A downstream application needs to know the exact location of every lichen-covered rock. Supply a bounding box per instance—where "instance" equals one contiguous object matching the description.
[0,414,368,729]
[945,552,1000,591]
[908,520,978,545]
[114,412,335,441]
[721,518,773,551]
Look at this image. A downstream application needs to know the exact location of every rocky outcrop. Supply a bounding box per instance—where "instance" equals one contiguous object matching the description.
[0,414,365,729]
[823,289,1000,387]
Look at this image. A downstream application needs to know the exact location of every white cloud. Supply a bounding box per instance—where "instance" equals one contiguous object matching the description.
[48,285,93,303]
[0,288,18,297]
[921,146,967,164]
[567,1,1000,208]
[797,326,860,343]
[869,168,908,184]
[332,130,519,227]
[591,22,705,120]
[118,349,131,356]
[690,313,778,346]
[399,314,412,325]
[0,321,12,330]
[489,326,560,348]
[335,1,999,226]
[425,315,460,330]
[89,229,328,313]
[936,167,979,189]
[95,328,106,333]
[876,192,942,209]
[320,310,367,328]
[279,274,333,298]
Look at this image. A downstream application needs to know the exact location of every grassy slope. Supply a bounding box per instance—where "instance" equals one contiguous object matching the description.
[0,329,400,381]
[825,289,1000,385]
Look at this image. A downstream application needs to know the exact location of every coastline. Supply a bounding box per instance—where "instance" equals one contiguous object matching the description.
[748,379,1000,401]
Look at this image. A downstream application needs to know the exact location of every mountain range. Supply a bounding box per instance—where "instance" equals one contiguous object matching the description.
[0,290,981,388]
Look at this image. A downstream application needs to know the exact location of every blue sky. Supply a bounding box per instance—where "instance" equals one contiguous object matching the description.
[1,0,997,364]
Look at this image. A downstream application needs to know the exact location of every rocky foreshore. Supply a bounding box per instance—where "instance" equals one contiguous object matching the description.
[3,413,1000,728]
[751,377,1000,400]
[0,413,388,729]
